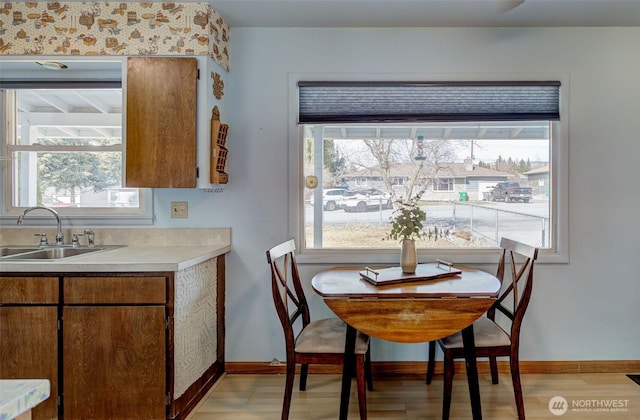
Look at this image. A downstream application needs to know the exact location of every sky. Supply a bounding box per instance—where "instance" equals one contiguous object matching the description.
[455,139,549,163]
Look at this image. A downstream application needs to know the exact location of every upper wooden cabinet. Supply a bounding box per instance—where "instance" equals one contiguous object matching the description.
[125,57,197,188]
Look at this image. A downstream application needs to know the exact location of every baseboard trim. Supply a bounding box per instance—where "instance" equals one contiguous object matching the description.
[225,360,640,376]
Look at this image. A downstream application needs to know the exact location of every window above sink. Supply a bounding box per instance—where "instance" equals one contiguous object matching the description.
[0,58,153,227]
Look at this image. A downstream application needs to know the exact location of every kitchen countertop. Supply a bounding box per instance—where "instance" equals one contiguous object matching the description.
[0,244,231,273]
[0,379,50,419]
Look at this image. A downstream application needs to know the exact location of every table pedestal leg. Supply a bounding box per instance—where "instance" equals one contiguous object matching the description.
[461,324,482,420]
[340,324,357,420]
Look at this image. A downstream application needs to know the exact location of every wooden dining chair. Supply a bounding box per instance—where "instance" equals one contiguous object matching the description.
[266,239,373,420]
[426,237,538,420]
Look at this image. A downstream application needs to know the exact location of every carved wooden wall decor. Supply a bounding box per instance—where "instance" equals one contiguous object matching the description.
[212,71,225,99]
[210,106,229,184]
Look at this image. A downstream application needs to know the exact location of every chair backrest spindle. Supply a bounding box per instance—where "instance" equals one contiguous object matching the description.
[266,239,311,344]
[492,238,539,340]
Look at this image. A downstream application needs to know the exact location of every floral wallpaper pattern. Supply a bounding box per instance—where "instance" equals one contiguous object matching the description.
[0,2,230,70]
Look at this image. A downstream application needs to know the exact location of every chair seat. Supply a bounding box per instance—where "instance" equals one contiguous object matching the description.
[440,317,511,349]
[295,318,370,354]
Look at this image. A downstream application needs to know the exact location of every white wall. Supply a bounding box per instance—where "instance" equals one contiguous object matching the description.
[154,27,640,362]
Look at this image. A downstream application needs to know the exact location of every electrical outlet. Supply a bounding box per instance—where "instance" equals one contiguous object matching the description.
[270,358,281,366]
[171,201,189,218]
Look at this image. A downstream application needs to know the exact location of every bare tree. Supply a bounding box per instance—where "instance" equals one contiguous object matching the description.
[361,138,399,194]
[348,138,455,201]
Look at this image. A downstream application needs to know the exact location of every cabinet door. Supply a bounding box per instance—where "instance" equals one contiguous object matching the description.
[0,306,59,419]
[63,306,166,419]
[125,57,197,187]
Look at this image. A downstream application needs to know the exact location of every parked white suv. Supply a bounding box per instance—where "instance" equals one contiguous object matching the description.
[342,189,392,212]
[310,188,349,211]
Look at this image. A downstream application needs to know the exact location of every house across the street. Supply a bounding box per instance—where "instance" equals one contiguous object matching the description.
[343,159,513,201]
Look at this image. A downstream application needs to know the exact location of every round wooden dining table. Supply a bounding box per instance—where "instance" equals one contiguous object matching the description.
[312,264,501,420]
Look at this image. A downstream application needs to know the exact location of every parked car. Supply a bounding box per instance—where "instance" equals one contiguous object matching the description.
[342,189,392,212]
[490,182,533,203]
[310,188,349,211]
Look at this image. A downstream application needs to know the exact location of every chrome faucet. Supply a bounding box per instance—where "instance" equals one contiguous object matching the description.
[17,206,64,246]
[72,229,95,248]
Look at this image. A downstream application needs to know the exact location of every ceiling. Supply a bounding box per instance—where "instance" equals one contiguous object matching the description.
[47,0,640,27]
[16,88,123,141]
[206,0,640,28]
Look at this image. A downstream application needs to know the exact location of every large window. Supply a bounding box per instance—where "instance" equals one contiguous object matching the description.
[433,178,454,192]
[1,63,150,224]
[295,80,566,263]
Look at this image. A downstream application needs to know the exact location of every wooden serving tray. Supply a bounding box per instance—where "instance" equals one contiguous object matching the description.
[360,263,461,286]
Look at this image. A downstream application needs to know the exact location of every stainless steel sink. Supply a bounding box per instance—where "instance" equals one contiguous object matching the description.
[0,246,119,260]
[0,246,40,257]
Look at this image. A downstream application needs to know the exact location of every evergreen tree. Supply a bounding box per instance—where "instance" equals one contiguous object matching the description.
[38,138,120,204]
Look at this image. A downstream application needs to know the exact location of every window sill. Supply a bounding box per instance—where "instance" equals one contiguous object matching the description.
[296,247,567,265]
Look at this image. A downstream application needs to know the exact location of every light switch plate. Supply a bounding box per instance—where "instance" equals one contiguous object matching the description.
[171,201,189,218]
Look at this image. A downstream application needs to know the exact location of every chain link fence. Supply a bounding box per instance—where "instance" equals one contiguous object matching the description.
[452,202,549,248]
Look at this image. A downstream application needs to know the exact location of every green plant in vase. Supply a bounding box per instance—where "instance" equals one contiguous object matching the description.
[388,193,427,241]
[388,193,426,273]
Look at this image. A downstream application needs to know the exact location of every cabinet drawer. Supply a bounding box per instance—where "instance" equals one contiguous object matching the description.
[0,277,59,304]
[64,276,166,304]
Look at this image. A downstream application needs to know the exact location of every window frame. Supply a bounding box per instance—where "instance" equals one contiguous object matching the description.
[0,58,153,226]
[392,177,406,186]
[433,177,454,192]
[289,73,569,265]
[354,177,368,187]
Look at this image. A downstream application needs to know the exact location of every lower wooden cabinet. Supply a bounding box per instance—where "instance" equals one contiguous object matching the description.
[0,276,59,419]
[63,306,166,419]
[0,255,225,420]
[0,306,59,419]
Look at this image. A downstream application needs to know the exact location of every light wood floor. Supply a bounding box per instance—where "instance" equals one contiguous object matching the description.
[189,373,638,419]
